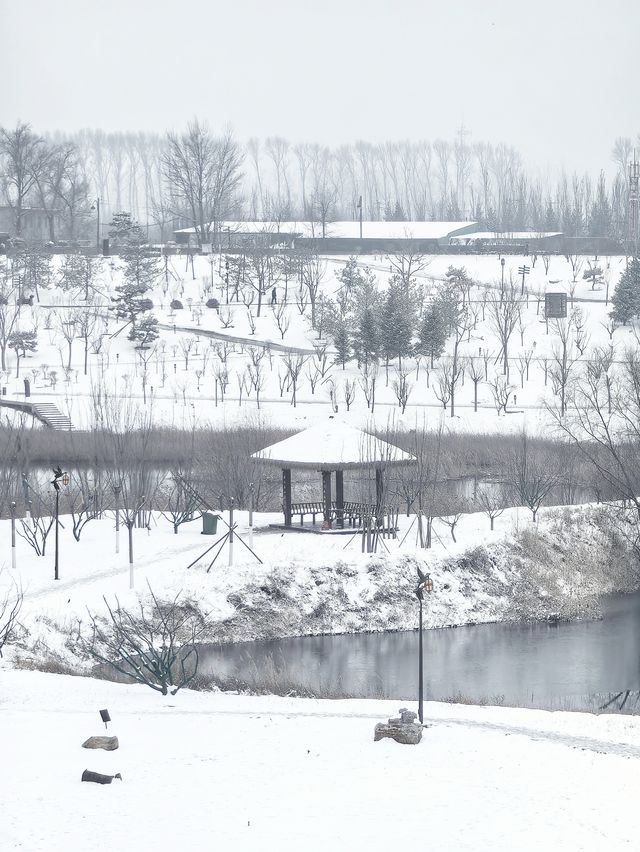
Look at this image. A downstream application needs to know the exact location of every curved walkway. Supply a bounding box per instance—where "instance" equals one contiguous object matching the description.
[158,322,317,355]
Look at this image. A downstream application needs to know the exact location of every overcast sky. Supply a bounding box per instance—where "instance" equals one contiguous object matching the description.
[1,0,638,175]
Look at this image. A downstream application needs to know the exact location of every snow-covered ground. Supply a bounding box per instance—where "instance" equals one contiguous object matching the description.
[0,250,630,433]
[1,667,639,851]
[3,502,636,669]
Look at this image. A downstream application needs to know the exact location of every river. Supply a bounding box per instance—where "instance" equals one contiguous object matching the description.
[197,591,640,709]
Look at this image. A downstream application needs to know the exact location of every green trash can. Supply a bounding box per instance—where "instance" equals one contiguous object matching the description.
[201,512,220,535]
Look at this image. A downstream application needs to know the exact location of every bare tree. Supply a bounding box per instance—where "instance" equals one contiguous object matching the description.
[0,578,23,658]
[489,374,513,415]
[434,360,453,410]
[509,431,558,521]
[161,469,201,534]
[82,586,210,695]
[162,122,242,248]
[0,122,47,236]
[271,300,291,339]
[549,316,576,417]
[283,353,306,407]
[0,275,22,371]
[488,285,520,380]
[477,486,507,530]
[391,369,412,413]
[359,361,378,412]
[300,252,326,328]
[467,359,484,412]
[343,378,356,411]
[246,248,279,318]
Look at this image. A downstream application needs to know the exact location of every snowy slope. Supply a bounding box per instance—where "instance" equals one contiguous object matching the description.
[3,503,636,668]
[1,668,639,852]
[0,251,629,433]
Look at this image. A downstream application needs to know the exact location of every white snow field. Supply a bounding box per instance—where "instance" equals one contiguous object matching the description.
[1,667,639,852]
[0,250,628,432]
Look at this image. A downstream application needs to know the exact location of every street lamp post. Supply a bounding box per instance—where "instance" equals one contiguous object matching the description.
[51,467,69,581]
[10,501,16,571]
[114,484,122,554]
[500,257,505,300]
[91,198,101,254]
[415,568,434,724]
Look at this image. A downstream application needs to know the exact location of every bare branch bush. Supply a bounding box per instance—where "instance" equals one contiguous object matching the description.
[0,578,23,658]
[82,586,211,696]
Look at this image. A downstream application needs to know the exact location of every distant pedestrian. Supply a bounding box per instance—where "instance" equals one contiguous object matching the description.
[513,394,517,406]
[271,287,277,305]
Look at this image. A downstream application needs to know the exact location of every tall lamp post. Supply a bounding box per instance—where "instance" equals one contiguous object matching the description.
[51,467,69,581]
[415,568,434,724]
[113,483,122,554]
[91,198,101,253]
[10,501,16,571]
[500,257,505,301]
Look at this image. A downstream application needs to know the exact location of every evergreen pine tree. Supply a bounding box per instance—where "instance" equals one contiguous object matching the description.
[333,319,351,368]
[109,212,144,247]
[611,258,640,325]
[379,281,414,369]
[419,306,447,366]
[129,315,159,348]
[111,243,160,329]
[353,307,380,368]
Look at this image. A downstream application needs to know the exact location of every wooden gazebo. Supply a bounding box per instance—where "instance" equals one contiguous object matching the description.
[252,421,414,531]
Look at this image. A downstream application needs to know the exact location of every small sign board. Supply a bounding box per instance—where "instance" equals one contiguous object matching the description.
[545,292,567,319]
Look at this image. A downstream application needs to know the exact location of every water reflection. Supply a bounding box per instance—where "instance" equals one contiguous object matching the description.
[198,592,640,705]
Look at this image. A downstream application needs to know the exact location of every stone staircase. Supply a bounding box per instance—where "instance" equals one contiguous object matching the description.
[31,402,74,431]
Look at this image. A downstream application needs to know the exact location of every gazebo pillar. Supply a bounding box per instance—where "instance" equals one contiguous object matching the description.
[335,469,344,529]
[321,470,332,528]
[375,468,384,521]
[282,468,292,526]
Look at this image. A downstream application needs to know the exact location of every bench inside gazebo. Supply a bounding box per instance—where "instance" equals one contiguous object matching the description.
[251,421,414,534]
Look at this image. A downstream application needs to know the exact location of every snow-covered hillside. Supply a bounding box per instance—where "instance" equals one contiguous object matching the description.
[3,502,636,672]
[0,250,630,433]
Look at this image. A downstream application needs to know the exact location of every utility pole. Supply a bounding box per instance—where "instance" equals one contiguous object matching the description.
[518,264,530,296]
[358,195,363,240]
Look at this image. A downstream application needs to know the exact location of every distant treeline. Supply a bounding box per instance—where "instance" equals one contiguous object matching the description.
[1,122,637,244]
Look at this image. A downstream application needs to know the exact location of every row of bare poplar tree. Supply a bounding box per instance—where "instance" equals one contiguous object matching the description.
[1,121,638,243]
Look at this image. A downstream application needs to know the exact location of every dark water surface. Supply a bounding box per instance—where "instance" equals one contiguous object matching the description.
[198,592,640,707]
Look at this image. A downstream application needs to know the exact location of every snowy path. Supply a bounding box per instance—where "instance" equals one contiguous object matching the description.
[159,321,317,354]
[1,669,639,851]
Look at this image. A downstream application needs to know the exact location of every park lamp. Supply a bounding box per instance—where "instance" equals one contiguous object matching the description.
[415,568,434,724]
[415,570,434,600]
[51,466,69,491]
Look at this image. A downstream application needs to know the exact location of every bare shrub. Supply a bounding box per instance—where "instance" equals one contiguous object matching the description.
[82,586,211,696]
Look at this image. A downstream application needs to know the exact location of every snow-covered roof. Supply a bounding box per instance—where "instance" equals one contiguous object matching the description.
[252,421,415,470]
[175,220,476,241]
[450,231,563,242]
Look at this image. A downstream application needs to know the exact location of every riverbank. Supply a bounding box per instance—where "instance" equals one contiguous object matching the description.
[2,502,638,675]
[1,668,639,851]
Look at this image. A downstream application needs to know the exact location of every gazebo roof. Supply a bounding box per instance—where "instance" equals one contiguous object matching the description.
[251,421,415,470]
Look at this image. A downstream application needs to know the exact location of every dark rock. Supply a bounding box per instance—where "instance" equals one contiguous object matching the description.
[374,707,423,744]
[81,770,123,785]
[82,736,119,751]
